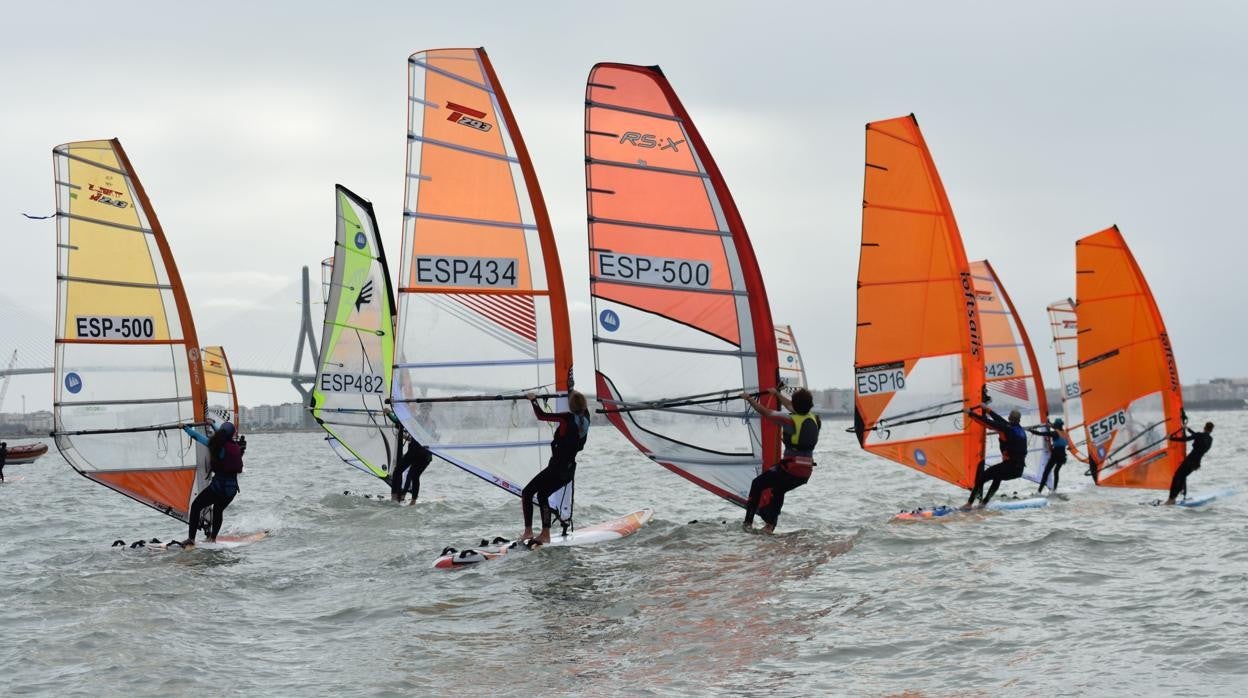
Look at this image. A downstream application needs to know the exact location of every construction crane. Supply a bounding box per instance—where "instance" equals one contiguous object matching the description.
[0,350,15,413]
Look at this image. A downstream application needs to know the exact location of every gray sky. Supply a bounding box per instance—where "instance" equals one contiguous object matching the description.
[2,0,1245,409]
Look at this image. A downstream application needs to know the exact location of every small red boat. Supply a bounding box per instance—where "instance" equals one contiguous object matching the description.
[4,442,49,465]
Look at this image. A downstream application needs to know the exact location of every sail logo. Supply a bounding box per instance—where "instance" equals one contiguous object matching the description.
[960,272,982,357]
[599,309,620,332]
[1159,332,1179,392]
[354,231,368,250]
[87,183,128,209]
[64,372,83,394]
[355,279,374,311]
[446,101,492,132]
[1089,410,1126,443]
[786,355,795,364]
[913,448,927,467]
[619,132,686,153]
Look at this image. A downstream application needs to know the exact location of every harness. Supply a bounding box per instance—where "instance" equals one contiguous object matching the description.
[780,412,821,476]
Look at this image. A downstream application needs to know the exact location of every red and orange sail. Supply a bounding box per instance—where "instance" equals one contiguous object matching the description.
[51,139,209,522]
[1074,226,1185,489]
[854,115,985,489]
[586,63,779,506]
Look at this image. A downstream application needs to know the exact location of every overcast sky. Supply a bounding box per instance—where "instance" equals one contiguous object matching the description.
[2,1,1245,409]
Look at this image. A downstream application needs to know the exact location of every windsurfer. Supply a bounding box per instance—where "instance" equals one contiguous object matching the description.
[1165,422,1214,504]
[181,422,245,546]
[520,391,590,544]
[964,406,1027,508]
[1027,418,1070,494]
[740,387,821,533]
[386,411,433,503]
[0,441,6,482]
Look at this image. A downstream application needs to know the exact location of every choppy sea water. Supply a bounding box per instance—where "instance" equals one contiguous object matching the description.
[1,413,1245,696]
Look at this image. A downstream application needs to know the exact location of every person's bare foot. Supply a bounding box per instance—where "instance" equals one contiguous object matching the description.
[1163,498,1176,506]
[761,523,776,534]
[520,528,534,541]
[534,529,552,544]
[742,521,753,532]
[181,539,196,548]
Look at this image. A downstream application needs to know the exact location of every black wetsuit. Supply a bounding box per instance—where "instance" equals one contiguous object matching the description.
[391,437,433,501]
[521,401,588,532]
[1168,429,1213,500]
[1029,425,1069,493]
[967,409,1028,506]
[0,443,6,482]
[185,432,245,541]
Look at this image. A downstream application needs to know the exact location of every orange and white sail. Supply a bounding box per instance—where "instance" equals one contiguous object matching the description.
[586,63,780,507]
[775,324,807,392]
[970,260,1049,483]
[853,115,985,490]
[1073,226,1185,489]
[51,139,210,522]
[1047,298,1089,460]
[201,345,239,428]
[390,48,576,522]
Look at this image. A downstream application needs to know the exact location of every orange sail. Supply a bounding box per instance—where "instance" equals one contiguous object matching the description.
[390,48,577,522]
[970,260,1050,482]
[854,115,985,489]
[1074,225,1185,489]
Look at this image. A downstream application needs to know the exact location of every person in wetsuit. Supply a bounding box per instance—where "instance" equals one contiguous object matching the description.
[740,387,821,534]
[181,421,245,546]
[964,406,1028,508]
[385,410,433,503]
[392,432,433,503]
[520,390,590,544]
[1165,421,1214,505]
[1028,418,1070,494]
[0,442,7,483]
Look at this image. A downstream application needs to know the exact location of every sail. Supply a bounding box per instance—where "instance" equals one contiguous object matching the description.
[1046,298,1088,458]
[310,186,400,480]
[586,63,779,507]
[201,345,239,428]
[775,324,808,392]
[391,48,575,520]
[854,115,985,490]
[1074,226,1185,489]
[969,260,1050,483]
[51,139,208,522]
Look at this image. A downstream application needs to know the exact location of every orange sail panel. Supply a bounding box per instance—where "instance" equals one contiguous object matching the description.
[854,115,985,489]
[51,139,208,522]
[391,48,576,522]
[1074,226,1185,489]
[586,63,779,507]
[970,260,1049,483]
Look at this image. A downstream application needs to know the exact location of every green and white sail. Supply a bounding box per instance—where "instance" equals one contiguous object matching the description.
[311,185,400,480]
